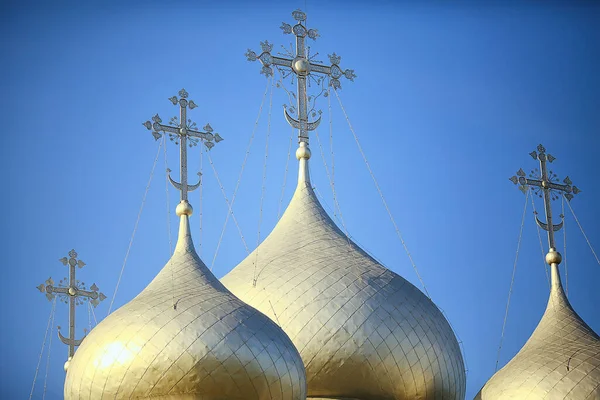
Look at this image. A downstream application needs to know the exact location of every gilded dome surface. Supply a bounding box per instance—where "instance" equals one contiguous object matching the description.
[221,167,466,399]
[475,265,600,399]
[64,215,306,399]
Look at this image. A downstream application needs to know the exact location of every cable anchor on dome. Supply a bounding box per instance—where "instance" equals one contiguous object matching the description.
[245,9,356,145]
[509,144,581,251]
[144,89,224,206]
[36,249,106,371]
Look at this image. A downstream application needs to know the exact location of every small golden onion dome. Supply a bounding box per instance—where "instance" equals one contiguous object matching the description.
[64,215,306,399]
[222,179,466,399]
[475,264,600,399]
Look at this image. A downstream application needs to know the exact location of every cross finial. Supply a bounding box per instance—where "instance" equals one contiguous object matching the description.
[245,10,356,146]
[509,144,581,253]
[144,89,223,212]
[37,250,106,371]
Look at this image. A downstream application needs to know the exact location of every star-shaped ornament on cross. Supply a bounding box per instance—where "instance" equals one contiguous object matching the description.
[245,9,356,144]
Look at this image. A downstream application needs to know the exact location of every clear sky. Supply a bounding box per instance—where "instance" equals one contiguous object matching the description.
[1,1,599,399]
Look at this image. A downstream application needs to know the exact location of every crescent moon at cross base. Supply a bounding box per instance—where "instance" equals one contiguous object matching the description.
[535,216,563,232]
[58,328,85,346]
[284,108,322,131]
[168,171,202,192]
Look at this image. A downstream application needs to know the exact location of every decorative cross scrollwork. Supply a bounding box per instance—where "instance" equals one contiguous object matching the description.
[245,9,356,144]
[36,250,105,365]
[143,89,223,202]
[510,144,581,250]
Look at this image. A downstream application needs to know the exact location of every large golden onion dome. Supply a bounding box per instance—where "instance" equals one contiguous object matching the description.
[64,207,307,399]
[475,252,600,399]
[222,148,466,399]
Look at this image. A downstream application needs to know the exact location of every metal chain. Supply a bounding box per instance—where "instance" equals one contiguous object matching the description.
[437,303,470,378]
[530,193,551,289]
[563,193,600,266]
[268,300,282,325]
[253,78,274,286]
[163,134,175,308]
[210,77,271,271]
[495,189,530,371]
[312,186,344,228]
[328,87,335,208]
[198,145,204,257]
[530,193,568,368]
[277,127,295,219]
[107,138,163,315]
[333,88,430,298]
[314,128,346,232]
[42,299,57,400]
[90,302,98,326]
[562,196,568,296]
[87,299,92,333]
[29,298,56,400]
[207,152,251,270]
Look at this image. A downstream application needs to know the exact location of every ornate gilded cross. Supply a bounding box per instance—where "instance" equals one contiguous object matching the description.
[143,89,223,202]
[37,249,106,370]
[510,144,581,250]
[245,9,356,144]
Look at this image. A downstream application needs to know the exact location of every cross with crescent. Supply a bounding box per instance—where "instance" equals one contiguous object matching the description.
[245,9,356,144]
[37,249,106,370]
[144,88,223,203]
[510,144,581,250]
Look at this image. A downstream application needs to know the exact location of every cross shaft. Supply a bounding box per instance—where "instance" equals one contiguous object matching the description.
[510,144,581,250]
[144,89,223,203]
[245,9,356,144]
[37,250,106,369]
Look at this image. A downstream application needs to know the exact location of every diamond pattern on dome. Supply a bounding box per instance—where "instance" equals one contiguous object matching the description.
[64,216,306,400]
[222,182,466,399]
[475,271,600,399]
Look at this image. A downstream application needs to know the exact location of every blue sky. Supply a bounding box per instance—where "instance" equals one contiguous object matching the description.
[1,1,599,399]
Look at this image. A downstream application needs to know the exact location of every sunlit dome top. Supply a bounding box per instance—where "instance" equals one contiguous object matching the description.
[64,212,306,399]
[64,89,306,399]
[222,148,466,399]
[478,145,599,399]
[475,256,600,399]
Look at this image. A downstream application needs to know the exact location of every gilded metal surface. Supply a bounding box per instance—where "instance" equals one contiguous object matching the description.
[478,146,599,398]
[475,263,600,399]
[37,250,106,364]
[64,216,307,399]
[222,178,466,399]
[245,9,355,144]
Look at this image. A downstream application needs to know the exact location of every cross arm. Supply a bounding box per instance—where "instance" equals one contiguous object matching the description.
[309,64,331,75]
[75,289,100,300]
[517,176,573,193]
[152,122,179,135]
[309,54,356,89]
[187,128,214,141]
[143,114,179,140]
[246,41,293,76]
[272,56,293,68]
[46,286,69,295]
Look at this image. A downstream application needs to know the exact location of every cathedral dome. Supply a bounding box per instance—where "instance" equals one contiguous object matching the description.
[64,211,307,399]
[475,259,600,399]
[221,154,466,399]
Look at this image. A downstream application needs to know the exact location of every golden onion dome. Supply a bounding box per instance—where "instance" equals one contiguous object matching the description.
[475,256,600,399]
[64,210,307,399]
[221,151,466,399]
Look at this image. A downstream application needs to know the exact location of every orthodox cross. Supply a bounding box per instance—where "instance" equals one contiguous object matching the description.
[510,144,581,250]
[143,88,223,202]
[245,9,356,144]
[37,249,106,370]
